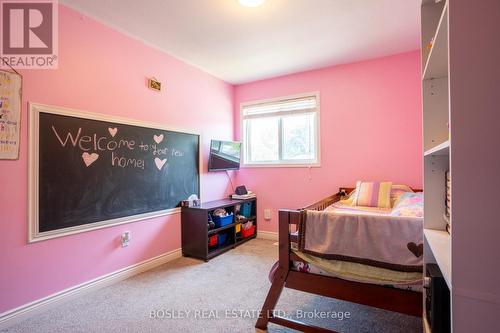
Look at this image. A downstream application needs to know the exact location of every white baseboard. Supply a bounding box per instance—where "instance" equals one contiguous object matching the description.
[0,248,182,330]
[257,230,278,241]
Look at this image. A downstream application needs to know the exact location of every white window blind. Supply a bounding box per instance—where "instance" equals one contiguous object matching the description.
[242,96,317,117]
[241,93,320,166]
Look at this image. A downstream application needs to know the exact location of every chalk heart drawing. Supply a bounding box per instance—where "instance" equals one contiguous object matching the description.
[108,127,118,137]
[82,152,99,167]
[153,134,164,144]
[155,157,167,170]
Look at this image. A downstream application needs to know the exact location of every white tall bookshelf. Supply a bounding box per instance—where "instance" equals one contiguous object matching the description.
[421,0,500,332]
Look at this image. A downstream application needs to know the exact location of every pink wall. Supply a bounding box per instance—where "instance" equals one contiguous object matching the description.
[233,51,422,232]
[0,5,422,315]
[0,5,234,313]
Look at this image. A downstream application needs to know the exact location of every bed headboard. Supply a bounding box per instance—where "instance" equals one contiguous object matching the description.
[340,187,423,194]
[303,187,422,211]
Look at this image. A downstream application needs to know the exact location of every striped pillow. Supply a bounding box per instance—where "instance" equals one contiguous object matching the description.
[353,181,393,208]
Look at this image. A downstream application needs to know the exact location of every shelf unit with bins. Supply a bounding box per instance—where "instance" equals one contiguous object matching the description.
[181,198,257,261]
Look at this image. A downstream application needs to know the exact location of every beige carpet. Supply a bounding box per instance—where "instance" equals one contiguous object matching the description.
[1,239,421,333]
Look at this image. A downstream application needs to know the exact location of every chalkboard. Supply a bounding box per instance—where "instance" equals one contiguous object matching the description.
[29,103,200,241]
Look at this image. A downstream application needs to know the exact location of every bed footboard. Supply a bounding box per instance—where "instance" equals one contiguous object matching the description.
[256,189,422,332]
[256,192,343,331]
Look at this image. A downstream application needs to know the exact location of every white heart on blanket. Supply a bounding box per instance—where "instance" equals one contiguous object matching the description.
[153,134,164,144]
[154,157,167,170]
[108,127,118,137]
[82,152,99,167]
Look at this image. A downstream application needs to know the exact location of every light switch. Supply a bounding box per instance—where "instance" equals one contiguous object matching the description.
[264,209,271,220]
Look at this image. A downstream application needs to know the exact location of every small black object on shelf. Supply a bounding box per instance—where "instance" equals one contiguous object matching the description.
[207,215,215,230]
[235,185,248,195]
[425,264,451,333]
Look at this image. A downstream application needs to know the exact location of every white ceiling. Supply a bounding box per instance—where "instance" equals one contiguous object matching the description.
[61,0,421,84]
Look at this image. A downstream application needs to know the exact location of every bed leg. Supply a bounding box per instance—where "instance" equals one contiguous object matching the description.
[255,268,287,330]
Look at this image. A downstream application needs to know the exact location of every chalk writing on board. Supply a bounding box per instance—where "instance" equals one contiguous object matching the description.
[154,157,167,170]
[82,152,99,167]
[108,127,117,137]
[0,71,22,159]
[153,134,164,143]
[50,125,185,170]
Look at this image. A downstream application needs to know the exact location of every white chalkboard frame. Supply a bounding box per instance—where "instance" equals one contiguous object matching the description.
[28,103,202,243]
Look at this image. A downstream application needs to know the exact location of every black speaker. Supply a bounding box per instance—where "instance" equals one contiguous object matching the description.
[235,185,247,195]
[425,264,450,333]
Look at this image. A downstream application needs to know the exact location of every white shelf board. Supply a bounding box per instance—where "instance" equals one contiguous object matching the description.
[424,139,450,156]
[424,228,452,289]
[423,2,448,80]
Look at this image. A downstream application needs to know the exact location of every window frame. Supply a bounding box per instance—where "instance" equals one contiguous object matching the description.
[240,92,321,168]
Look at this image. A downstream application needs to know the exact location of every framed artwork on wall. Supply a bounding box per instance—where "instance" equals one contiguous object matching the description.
[0,69,22,160]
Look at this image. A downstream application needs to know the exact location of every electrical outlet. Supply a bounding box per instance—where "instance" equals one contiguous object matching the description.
[121,231,131,247]
[264,209,271,220]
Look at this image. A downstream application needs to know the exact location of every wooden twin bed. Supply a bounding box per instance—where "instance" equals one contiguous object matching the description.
[255,189,423,333]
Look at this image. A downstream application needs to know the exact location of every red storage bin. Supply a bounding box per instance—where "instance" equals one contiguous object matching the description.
[241,225,255,238]
[208,234,218,247]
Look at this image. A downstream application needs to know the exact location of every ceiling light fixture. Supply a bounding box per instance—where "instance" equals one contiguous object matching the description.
[239,0,266,7]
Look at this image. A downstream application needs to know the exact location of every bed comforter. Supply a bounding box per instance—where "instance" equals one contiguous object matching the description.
[297,193,423,272]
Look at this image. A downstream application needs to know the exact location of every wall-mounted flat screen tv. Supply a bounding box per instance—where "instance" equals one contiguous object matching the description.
[208,140,241,171]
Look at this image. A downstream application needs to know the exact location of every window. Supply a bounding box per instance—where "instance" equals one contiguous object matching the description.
[241,93,320,166]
